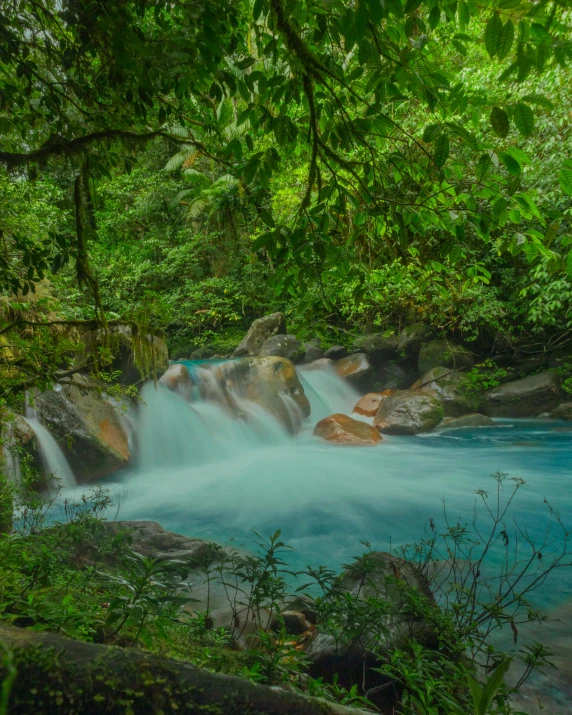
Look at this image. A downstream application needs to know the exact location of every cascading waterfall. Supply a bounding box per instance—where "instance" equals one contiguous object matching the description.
[25,399,76,489]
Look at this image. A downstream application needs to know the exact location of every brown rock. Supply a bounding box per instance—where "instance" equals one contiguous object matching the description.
[314,413,382,446]
[158,363,193,400]
[353,390,394,417]
[335,353,374,386]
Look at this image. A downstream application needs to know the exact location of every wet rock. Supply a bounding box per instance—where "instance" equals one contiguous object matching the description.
[397,323,433,359]
[418,339,474,375]
[33,374,129,482]
[260,334,305,364]
[484,371,562,418]
[324,345,348,360]
[411,367,478,417]
[303,339,325,364]
[204,356,310,433]
[233,312,287,357]
[352,333,397,365]
[299,358,334,371]
[105,521,212,564]
[377,361,418,390]
[158,363,193,400]
[270,611,311,636]
[374,391,444,435]
[353,390,394,417]
[550,403,572,420]
[437,413,494,429]
[335,353,374,387]
[284,595,318,625]
[314,413,382,446]
[78,325,169,386]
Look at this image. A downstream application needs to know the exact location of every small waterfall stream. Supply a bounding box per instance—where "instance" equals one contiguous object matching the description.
[25,400,76,489]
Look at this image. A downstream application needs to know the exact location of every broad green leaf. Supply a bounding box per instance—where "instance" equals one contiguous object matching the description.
[490,107,509,138]
[497,20,514,60]
[485,14,503,57]
[559,169,572,195]
[513,103,534,136]
[434,133,450,168]
[522,93,554,110]
[567,249,572,279]
[423,124,443,142]
[506,147,531,165]
[479,659,511,715]
[499,152,521,175]
[251,231,275,251]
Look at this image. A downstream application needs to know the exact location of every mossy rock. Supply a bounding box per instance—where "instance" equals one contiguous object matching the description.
[418,340,474,376]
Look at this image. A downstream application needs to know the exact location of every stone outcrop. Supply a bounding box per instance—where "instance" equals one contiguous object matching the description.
[352,333,397,364]
[202,356,310,433]
[334,353,374,387]
[397,323,433,358]
[233,313,286,357]
[374,391,444,435]
[32,374,129,482]
[104,521,212,564]
[551,402,572,420]
[324,345,348,360]
[418,339,474,375]
[484,371,562,417]
[158,363,193,400]
[313,413,382,446]
[411,367,478,417]
[437,413,494,429]
[352,391,394,417]
[302,339,324,364]
[259,334,305,363]
[78,324,169,386]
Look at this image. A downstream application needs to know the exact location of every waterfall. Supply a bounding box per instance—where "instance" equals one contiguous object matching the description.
[25,399,76,489]
[1,422,21,486]
[298,363,360,422]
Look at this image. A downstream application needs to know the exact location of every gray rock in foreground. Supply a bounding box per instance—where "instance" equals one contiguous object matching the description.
[374,390,444,434]
[484,371,562,417]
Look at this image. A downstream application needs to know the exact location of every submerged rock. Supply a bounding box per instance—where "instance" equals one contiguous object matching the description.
[202,356,310,433]
[484,371,562,417]
[314,413,382,446]
[352,391,394,417]
[32,374,129,482]
[260,334,304,363]
[437,413,494,429]
[352,333,397,364]
[233,312,286,357]
[335,353,374,387]
[397,323,433,359]
[374,391,444,435]
[411,366,478,417]
[158,363,193,400]
[550,402,572,420]
[418,339,474,375]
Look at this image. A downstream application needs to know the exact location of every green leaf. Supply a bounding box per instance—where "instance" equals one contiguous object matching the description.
[479,659,511,715]
[567,249,572,279]
[485,14,503,57]
[513,103,534,136]
[490,107,509,138]
[273,116,290,146]
[559,169,572,195]
[499,152,521,175]
[506,147,531,165]
[497,20,514,60]
[259,209,275,228]
[434,133,450,168]
[521,93,554,111]
[467,675,483,711]
[423,123,443,142]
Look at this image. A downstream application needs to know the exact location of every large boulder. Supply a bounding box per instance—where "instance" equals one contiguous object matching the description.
[551,403,572,420]
[259,334,305,364]
[397,323,433,359]
[233,312,286,357]
[313,414,382,446]
[373,391,444,435]
[484,371,562,418]
[324,345,348,360]
[302,339,325,364]
[437,414,494,429]
[411,367,479,417]
[32,374,129,482]
[158,363,193,400]
[104,521,211,564]
[334,353,374,387]
[352,391,394,417]
[78,324,169,386]
[418,339,474,375]
[200,356,310,433]
[352,334,397,365]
